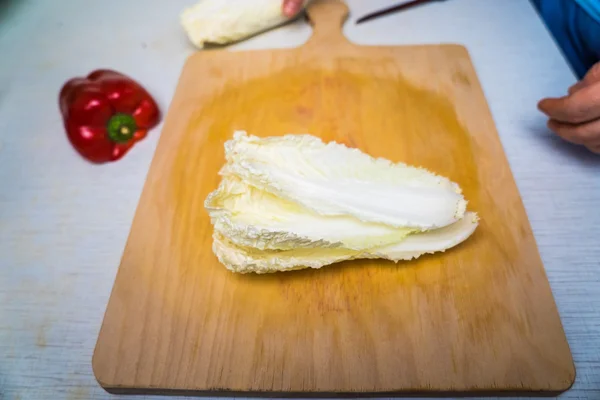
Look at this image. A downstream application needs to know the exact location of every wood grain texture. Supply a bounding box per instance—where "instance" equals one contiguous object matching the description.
[92,0,574,395]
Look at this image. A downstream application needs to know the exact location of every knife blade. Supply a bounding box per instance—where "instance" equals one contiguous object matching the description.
[356,0,448,25]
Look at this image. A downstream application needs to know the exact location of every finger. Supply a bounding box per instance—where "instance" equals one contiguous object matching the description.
[569,62,600,94]
[586,144,600,154]
[547,117,600,145]
[568,80,586,95]
[583,61,600,84]
[282,0,304,17]
[538,81,600,123]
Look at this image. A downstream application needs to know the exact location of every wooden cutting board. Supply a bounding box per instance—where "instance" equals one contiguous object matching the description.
[93,0,574,395]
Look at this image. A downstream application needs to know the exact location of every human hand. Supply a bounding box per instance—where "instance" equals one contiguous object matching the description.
[538,62,600,154]
[282,0,304,17]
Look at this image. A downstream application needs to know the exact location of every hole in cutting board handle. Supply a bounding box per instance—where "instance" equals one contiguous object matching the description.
[304,0,352,48]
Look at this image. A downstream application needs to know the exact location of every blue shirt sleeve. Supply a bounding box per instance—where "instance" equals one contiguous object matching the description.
[532,0,600,78]
[573,0,600,23]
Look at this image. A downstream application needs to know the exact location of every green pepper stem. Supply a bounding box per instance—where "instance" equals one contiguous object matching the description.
[107,114,137,143]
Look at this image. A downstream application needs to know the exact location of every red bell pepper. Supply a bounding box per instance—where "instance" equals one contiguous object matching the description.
[59,69,160,163]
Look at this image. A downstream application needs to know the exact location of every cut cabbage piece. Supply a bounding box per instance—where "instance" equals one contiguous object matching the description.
[212,212,479,274]
[221,131,467,230]
[205,131,479,274]
[181,0,309,49]
[205,175,415,251]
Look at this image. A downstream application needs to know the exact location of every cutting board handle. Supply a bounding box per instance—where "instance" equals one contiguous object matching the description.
[304,0,352,49]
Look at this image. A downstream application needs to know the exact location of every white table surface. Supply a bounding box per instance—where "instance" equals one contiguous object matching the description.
[1,0,599,399]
